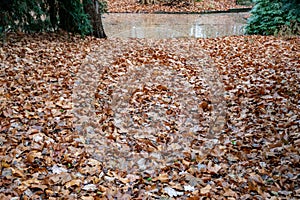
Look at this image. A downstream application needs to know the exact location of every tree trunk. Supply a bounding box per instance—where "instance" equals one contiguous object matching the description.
[58,0,75,33]
[84,0,107,38]
[47,0,58,30]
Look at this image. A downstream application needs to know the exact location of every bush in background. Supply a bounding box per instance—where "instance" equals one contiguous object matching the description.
[245,0,300,36]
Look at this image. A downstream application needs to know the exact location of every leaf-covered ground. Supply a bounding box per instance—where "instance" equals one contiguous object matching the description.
[107,0,251,13]
[1,33,299,199]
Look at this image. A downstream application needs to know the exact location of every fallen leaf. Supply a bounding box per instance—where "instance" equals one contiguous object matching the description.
[200,184,211,194]
[153,173,169,182]
[65,179,82,188]
[82,184,97,191]
[163,187,184,197]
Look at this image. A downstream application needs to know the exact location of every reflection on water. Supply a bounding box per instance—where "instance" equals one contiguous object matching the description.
[102,13,248,38]
[113,27,186,38]
[191,24,244,38]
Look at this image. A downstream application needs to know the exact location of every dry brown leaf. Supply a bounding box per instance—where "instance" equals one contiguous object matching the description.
[65,179,82,188]
[223,188,237,197]
[153,173,169,182]
[200,184,211,194]
[207,161,222,174]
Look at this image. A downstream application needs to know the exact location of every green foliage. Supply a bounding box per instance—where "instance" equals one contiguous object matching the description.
[0,0,107,36]
[245,0,300,35]
[1,0,51,34]
[59,0,92,36]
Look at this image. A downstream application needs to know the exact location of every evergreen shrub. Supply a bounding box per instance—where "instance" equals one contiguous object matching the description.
[245,0,300,35]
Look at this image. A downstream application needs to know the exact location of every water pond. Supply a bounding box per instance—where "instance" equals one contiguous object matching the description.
[102,12,249,39]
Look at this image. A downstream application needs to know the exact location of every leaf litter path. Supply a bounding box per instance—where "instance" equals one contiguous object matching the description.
[0,33,299,199]
[107,0,250,13]
[73,38,226,172]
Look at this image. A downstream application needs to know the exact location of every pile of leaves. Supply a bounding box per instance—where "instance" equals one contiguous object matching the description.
[107,0,251,13]
[0,33,299,199]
